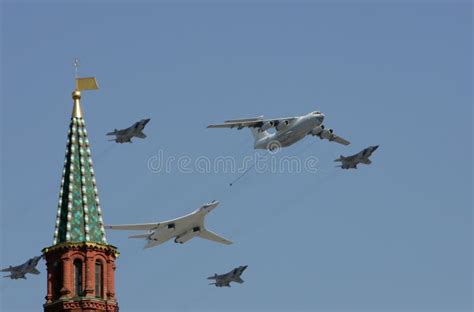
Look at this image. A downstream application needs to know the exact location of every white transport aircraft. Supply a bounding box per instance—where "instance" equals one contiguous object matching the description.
[208,111,350,150]
[105,200,232,249]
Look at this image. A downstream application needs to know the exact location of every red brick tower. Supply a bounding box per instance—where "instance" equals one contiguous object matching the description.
[42,77,119,312]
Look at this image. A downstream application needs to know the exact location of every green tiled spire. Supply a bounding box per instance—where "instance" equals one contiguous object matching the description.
[53,90,107,245]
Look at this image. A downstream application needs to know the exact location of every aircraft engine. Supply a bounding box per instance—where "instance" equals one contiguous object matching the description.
[311,125,324,136]
[259,121,274,132]
[319,129,335,140]
[174,227,201,244]
[275,120,289,131]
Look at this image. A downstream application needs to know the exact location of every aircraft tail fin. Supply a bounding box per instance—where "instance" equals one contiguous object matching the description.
[106,129,118,136]
[207,274,218,280]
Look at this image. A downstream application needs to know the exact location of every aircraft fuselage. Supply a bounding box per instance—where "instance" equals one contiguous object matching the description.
[254,113,323,149]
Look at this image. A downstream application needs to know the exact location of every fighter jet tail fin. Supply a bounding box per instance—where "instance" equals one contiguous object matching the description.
[207,274,218,280]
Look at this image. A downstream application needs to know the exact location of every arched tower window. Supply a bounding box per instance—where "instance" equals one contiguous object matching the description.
[53,260,63,300]
[95,261,103,298]
[73,259,83,296]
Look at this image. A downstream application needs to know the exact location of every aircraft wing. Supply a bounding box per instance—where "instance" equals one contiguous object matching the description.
[106,215,187,232]
[331,135,350,145]
[105,223,160,231]
[30,268,40,275]
[320,130,350,145]
[360,159,372,165]
[312,127,350,145]
[198,229,232,245]
[135,132,147,139]
[234,277,244,284]
[207,116,297,129]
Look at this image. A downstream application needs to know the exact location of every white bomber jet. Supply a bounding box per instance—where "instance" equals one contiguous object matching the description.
[105,200,232,249]
[207,111,350,150]
[1,255,43,280]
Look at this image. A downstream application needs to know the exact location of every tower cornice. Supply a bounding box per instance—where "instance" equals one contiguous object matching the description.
[42,242,119,258]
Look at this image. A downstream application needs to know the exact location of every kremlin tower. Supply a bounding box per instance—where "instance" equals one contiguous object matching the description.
[42,76,119,312]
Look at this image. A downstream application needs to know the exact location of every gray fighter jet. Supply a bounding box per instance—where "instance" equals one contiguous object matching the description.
[107,118,151,143]
[208,265,248,287]
[1,255,43,280]
[335,145,379,169]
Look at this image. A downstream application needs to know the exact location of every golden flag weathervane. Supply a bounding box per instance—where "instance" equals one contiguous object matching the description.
[72,58,99,118]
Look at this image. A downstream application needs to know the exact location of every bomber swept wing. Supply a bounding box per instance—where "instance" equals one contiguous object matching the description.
[198,229,232,245]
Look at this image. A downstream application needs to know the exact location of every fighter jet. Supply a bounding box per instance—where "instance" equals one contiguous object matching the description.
[208,111,350,151]
[1,255,43,280]
[335,145,379,169]
[105,200,232,249]
[208,265,248,287]
[106,118,151,143]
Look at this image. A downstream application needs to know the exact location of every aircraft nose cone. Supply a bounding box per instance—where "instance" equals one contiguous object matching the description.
[142,118,151,125]
[372,145,379,151]
[317,113,325,123]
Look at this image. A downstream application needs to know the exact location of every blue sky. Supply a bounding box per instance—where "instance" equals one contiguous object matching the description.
[1,1,472,311]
